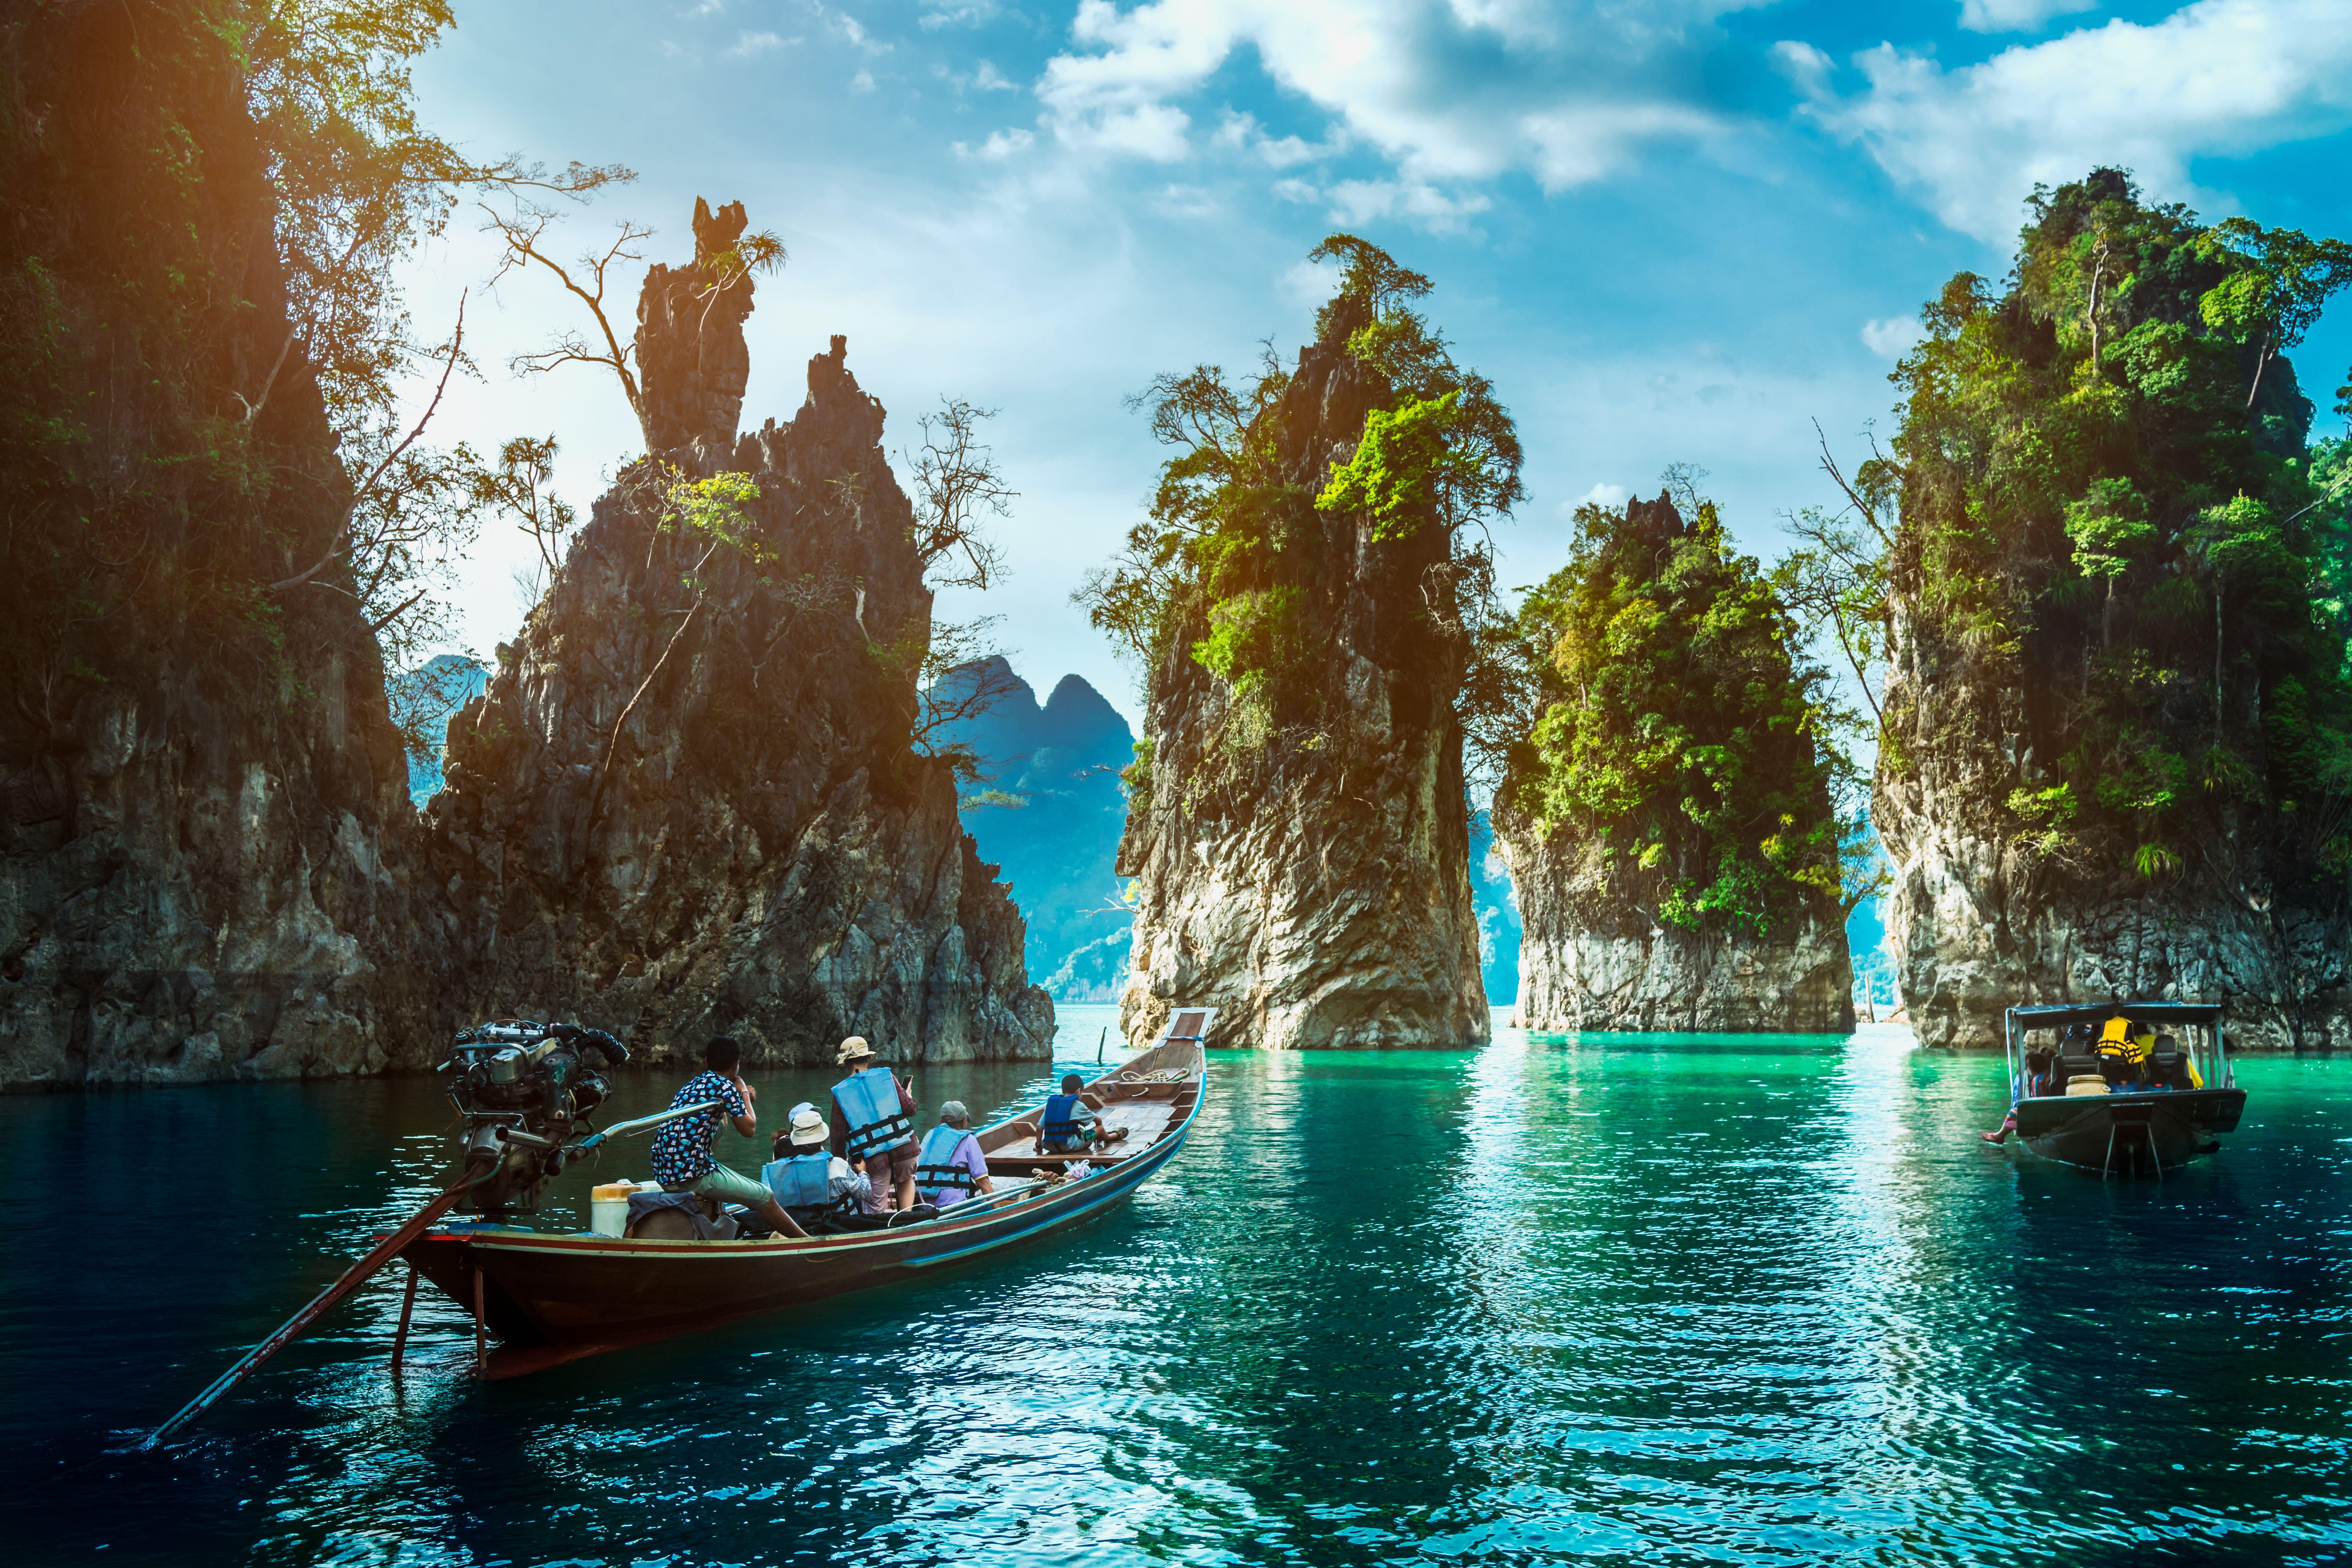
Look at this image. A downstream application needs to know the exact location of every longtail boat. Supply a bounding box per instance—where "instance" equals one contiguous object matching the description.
[2000,1001,2245,1175]
[395,1011,1213,1378]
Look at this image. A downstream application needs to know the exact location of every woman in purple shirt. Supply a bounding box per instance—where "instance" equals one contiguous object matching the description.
[913,1101,996,1209]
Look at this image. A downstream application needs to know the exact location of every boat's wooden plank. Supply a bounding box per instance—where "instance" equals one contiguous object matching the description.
[985,1099,1177,1160]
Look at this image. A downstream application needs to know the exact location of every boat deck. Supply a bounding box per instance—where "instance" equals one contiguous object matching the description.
[974,1072,1195,1171]
[984,1097,1178,1166]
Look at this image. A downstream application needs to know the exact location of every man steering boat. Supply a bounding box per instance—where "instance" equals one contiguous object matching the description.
[648,1036,807,1239]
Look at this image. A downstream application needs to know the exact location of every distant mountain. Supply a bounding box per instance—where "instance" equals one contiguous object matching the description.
[394,653,491,807]
[940,659,1536,1008]
[935,658,1137,999]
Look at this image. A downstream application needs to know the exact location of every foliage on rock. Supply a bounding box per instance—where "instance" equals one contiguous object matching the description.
[1884,168,2352,890]
[1077,233,1521,788]
[1501,488,1861,941]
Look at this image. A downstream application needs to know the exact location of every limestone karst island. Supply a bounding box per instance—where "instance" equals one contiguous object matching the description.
[8,3,2352,1562]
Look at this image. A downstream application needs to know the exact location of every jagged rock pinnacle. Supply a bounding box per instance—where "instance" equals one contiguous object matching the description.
[637,197,756,453]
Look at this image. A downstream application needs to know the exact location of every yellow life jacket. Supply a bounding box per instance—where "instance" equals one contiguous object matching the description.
[2095,1017,2154,1063]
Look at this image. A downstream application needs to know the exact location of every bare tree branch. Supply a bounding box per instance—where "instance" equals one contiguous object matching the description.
[270,289,472,593]
[484,205,653,442]
[903,399,1015,592]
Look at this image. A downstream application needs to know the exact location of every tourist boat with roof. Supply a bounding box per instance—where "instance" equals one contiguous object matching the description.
[393,1009,1214,1377]
[2000,1000,2246,1175]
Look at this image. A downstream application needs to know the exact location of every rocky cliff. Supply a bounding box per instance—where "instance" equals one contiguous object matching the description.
[1495,492,1854,1035]
[0,6,439,1088]
[1500,849,1852,1033]
[1876,772,2349,1051]
[1874,171,2352,1051]
[425,216,1053,1065]
[1114,292,1490,1052]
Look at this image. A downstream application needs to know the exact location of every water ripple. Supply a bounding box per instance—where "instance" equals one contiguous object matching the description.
[4,1014,2350,1565]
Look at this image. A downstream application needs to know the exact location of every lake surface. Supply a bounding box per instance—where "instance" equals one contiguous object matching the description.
[4,1012,2349,1566]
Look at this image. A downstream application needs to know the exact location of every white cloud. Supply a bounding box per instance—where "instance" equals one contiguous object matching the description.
[1278,257,1334,306]
[1795,0,2352,240]
[1038,0,1751,187]
[726,29,787,56]
[807,6,890,54]
[852,68,876,92]
[1861,315,1922,357]
[1160,183,1219,218]
[1959,0,2099,32]
[921,0,1002,26]
[1326,178,1492,234]
[1072,101,1194,160]
[1769,39,1832,97]
[1576,482,1630,509]
[954,127,1037,159]
[1215,110,1348,167]
[1271,177,1320,203]
[973,60,1017,92]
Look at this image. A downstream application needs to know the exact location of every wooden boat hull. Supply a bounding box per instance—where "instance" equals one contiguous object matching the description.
[400,1039,1205,1376]
[2012,1087,2246,1174]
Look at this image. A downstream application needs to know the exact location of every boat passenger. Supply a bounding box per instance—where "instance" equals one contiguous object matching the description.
[2096,1016,2151,1089]
[648,1036,807,1239]
[829,1036,918,1214]
[1039,1074,1102,1154]
[2025,1046,2059,1097]
[1984,1043,2071,1142]
[914,1101,996,1209]
[763,1106,870,1220]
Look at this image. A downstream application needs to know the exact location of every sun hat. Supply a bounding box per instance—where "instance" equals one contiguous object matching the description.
[836,1035,875,1065]
[939,1100,970,1127]
[788,1106,828,1147]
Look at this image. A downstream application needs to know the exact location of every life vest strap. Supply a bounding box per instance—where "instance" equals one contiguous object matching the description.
[916,1127,980,1194]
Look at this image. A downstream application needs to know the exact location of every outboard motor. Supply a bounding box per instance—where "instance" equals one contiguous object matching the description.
[439,1019,631,1213]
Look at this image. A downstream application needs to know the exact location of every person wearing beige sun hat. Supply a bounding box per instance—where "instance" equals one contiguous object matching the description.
[827,1035,918,1214]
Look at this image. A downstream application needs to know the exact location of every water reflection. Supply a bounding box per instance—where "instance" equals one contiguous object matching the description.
[3,1011,2349,1565]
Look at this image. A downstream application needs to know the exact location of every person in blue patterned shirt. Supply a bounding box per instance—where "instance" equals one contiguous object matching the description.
[649,1036,805,1238]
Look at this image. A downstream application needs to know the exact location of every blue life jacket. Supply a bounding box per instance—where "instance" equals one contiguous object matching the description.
[915,1123,980,1203]
[762,1149,834,1209]
[833,1065,913,1158]
[1040,1094,1088,1150]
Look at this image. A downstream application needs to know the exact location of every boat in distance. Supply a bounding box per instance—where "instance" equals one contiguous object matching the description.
[2000,1000,2246,1175]
[398,1012,1213,1378]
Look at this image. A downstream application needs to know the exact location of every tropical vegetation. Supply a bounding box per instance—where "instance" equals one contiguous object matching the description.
[1077,234,1522,786]
[1842,169,2352,889]
[1500,479,1866,941]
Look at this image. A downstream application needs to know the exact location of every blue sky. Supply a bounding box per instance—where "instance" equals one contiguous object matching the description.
[401,0,2352,723]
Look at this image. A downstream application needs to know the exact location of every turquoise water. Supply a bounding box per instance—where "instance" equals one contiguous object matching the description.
[4,1011,2350,1566]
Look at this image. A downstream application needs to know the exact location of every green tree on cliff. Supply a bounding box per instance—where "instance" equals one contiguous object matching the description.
[1076,233,1520,772]
[1502,483,1862,940]
[1871,168,2352,886]
[0,2,621,764]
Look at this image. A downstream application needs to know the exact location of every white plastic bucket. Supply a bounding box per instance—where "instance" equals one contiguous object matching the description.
[590,1180,646,1237]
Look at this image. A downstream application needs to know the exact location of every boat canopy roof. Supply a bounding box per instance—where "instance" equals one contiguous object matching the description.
[2006,1000,2223,1028]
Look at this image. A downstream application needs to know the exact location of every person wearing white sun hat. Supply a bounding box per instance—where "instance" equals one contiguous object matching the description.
[761,1103,869,1221]
[828,1035,918,1214]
